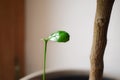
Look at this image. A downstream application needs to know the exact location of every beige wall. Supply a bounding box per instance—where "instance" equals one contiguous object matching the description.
[25,0,120,78]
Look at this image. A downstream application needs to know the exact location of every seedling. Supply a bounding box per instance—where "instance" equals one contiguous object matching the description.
[42,31,70,80]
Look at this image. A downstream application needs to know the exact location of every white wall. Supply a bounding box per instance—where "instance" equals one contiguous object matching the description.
[25,0,120,78]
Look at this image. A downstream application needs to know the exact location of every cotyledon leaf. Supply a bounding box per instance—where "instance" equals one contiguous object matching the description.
[48,31,70,42]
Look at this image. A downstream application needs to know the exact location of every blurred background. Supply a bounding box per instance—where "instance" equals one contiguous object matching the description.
[0,0,120,80]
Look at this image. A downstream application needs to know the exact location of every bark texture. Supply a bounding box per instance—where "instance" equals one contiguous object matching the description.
[89,0,115,80]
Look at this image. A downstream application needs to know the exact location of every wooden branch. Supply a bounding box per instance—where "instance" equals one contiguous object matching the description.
[89,0,115,80]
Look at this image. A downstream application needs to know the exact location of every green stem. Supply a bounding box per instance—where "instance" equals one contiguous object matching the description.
[43,39,48,80]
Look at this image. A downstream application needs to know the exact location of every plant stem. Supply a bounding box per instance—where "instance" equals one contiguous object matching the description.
[89,0,115,80]
[43,39,48,80]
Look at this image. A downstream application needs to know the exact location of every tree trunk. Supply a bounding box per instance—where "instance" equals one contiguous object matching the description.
[89,0,115,80]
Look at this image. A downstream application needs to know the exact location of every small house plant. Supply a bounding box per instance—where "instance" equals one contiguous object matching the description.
[42,31,70,80]
[20,31,116,80]
[21,0,118,80]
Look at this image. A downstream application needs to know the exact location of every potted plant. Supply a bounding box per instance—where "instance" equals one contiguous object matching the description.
[20,30,115,80]
[21,0,118,80]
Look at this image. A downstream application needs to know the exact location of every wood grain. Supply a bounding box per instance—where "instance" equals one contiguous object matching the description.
[0,0,25,80]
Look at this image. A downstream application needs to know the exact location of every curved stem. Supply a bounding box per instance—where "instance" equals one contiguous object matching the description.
[43,39,48,80]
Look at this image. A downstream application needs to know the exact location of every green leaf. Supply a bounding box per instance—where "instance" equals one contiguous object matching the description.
[48,31,70,42]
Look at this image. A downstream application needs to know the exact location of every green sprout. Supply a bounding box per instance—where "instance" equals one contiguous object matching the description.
[42,31,70,80]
